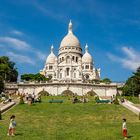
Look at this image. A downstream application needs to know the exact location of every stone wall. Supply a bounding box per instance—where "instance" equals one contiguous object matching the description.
[16,83,117,97]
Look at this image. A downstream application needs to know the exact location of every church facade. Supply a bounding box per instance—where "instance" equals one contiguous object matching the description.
[40,21,100,83]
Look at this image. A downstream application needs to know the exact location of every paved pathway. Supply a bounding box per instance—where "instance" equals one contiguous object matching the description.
[120,100,140,115]
[0,98,19,114]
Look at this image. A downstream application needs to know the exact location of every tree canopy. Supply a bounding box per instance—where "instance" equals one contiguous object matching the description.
[123,67,140,96]
[21,73,50,82]
[0,56,18,82]
[0,56,18,93]
[101,78,112,84]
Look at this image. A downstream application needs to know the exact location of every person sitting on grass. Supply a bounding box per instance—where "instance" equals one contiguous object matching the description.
[7,115,16,136]
[122,118,127,139]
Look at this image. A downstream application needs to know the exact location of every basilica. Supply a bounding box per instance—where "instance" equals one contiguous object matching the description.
[40,21,100,83]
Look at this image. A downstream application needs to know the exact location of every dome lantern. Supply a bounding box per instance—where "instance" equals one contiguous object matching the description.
[85,43,88,53]
[51,45,54,53]
[68,20,73,34]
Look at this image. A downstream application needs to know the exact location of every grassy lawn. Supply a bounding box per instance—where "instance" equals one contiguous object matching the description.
[0,96,140,140]
[126,96,140,104]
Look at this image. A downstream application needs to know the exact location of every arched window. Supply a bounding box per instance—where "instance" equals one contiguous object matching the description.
[49,66,53,70]
[72,56,74,61]
[85,65,89,69]
[66,68,70,76]
[74,73,76,78]
[66,56,70,63]
[85,74,89,80]
[60,73,62,79]
[76,57,78,62]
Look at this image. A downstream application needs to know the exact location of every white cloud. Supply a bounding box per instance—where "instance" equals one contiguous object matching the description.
[10,30,24,36]
[7,52,35,65]
[0,31,46,65]
[107,46,140,71]
[0,36,31,50]
[36,51,46,60]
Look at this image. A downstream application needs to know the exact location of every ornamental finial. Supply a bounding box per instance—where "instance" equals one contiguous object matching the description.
[68,20,72,34]
[85,43,88,53]
[51,44,54,53]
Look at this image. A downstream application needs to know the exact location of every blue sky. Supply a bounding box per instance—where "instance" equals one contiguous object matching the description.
[0,0,140,81]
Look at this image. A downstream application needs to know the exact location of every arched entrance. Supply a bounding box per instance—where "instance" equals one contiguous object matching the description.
[86,90,97,96]
[38,90,50,96]
[61,90,74,96]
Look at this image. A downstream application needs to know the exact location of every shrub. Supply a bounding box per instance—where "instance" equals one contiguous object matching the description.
[94,95,99,101]
[19,96,24,104]
[114,96,119,105]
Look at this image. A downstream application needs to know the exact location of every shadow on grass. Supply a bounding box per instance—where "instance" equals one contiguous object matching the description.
[128,135,133,139]
[15,133,23,136]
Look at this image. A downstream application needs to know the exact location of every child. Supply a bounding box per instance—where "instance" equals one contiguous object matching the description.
[7,115,16,136]
[122,118,127,139]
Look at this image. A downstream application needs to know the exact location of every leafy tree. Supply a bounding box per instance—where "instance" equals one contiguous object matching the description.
[34,73,48,82]
[0,76,4,93]
[114,96,119,105]
[123,67,140,96]
[0,56,18,82]
[21,74,35,81]
[21,73,49,82]
[0,56,18,93]
[101,78,112,84]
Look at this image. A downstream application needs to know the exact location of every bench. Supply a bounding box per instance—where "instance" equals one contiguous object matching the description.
[96,100,110,104]
[49,100,63,103]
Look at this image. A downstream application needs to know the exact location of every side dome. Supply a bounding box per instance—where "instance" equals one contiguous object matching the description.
[46,45,57,64]
[60,20,80,48]
[82,44,93,63]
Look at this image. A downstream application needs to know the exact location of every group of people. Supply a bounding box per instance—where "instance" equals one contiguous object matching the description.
[72,96,89,103]
[0,92,12,104]
[21,92,41,104]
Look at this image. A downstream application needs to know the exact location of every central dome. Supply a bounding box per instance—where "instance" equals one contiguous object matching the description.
[60,33,80,48]
[60,21,80,48]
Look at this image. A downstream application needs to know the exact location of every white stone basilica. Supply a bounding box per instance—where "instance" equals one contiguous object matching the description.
[40,21,100,83]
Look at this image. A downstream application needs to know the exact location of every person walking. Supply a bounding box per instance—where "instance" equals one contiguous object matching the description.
[122,118,127,139]
[7,115,16,136]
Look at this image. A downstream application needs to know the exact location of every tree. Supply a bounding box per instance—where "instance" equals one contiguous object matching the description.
[21,74,35,81]
[0,76,4,93]
[101,78,112,84]
[123,67,140,96]
[0,56,18,93]
[0,56,18,82]
[21,73,49,82]
[34,73,48,82]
